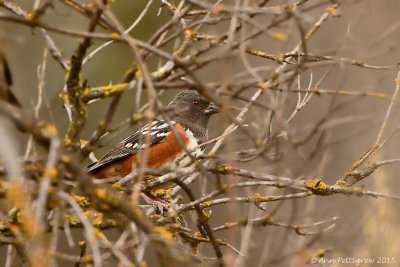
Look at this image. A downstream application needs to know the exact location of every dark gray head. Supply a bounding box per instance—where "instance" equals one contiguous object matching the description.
[167,90,218,142]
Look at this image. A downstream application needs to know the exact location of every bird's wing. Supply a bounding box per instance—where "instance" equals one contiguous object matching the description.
[86,120,175,173]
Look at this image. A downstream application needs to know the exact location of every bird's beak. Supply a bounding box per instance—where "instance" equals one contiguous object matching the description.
[205,102,219,115]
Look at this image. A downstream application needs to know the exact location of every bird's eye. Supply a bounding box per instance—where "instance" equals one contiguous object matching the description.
[192,100,199,106]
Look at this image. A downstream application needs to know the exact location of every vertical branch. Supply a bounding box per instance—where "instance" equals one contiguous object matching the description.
[65,3,105,150]
[173,179,224,267]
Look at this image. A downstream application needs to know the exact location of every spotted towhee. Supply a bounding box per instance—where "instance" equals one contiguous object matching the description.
[87,90,218,188]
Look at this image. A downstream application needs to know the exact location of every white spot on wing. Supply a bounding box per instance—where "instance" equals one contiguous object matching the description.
[132,143,138,149]
[157,132,168,137]
[156,123,168,129]
[125,143,133,148]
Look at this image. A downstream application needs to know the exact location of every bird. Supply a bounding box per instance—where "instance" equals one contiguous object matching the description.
[87,90,218,193]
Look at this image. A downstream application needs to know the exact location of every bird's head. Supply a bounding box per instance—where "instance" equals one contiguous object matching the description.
[167,90,218,140]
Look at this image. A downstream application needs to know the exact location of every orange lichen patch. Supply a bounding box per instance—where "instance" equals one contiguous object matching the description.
[175,194,183,201]
[97,121,104,129]
[99,83,128,97]
[225,105,238,110]
[257,82,266,88]
[7,181,25,208]
[132,113,143,121]
[202,201,212,208]
[219,184,228,192]
[111,32,119,40]
[111,183,122,191]
[255,138,263,146]
[312,87,321,95]
[64,135,72,147]
[316,181,327,190]
[335,179,348,186]
[81,255,93,264]
[152,188,173,201]
[165,188,173,199]
[326,6,337,16]
[372,93,386,98]
[153,189,166,197]
[21,214,39,238]
[24,13,36,22]
[149,213,161,220]
[261,214,273,223]
[45,167,58,178]
[65,214,79,226]
[352,162,360,169]
[32,121,57,139]
[71,194,90,208]
[304,180,316,189]
[45,124,57,134]
[84,210,103,226]
[184,29,192,38]
[351,187,367,196]
[95,188,107,200]
[272,32,287,41]
[212,3,224,15]
[155,226,173,240]
[285,6,294,15]
[304,180,330,195]
[135,70,142,78]
[395,78,400,85]
[61,155,71,164]
[203,210,211,219]
[193,231,203,239]
[218,165,230,174]
[80,139,88,146]
[218,164,239,175]
[294,226,305,235]
[253,193,261,200]
[277,181,286,188]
